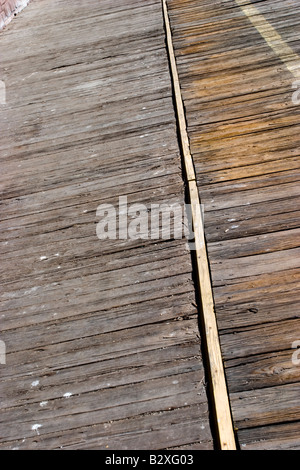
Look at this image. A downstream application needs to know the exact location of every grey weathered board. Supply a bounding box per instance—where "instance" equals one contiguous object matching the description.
[167,0,300,450]
[0,0,214,449]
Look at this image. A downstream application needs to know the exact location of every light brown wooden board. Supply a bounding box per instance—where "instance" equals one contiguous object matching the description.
[163,0,236,450]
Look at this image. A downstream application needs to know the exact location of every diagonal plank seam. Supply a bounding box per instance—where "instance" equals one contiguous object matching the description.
[235,0,300,80]
[162,0,237,450]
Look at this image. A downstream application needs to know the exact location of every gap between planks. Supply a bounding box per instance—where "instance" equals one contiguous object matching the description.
[162,0,237,451]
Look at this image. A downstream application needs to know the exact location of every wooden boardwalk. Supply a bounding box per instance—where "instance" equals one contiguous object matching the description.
[167,0,300,450]
[0,0,214,450]
[1,0,300,451]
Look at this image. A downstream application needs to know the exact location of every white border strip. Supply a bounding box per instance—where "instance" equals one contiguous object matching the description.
[235,0,300,79]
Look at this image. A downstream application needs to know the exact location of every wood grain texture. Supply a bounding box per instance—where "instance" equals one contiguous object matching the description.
[0,0,214,450]
[167,0,300,450]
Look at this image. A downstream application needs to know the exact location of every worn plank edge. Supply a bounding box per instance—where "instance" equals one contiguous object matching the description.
[162,0,237,451]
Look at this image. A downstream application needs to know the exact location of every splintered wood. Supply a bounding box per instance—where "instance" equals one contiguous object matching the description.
[167,0,300,451]
[0,0,213,450]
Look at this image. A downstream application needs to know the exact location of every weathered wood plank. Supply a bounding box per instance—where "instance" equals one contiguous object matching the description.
[0,404,211,450]
[225,350,300,392]
[231,383,300,429]
[238,422,300,450]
